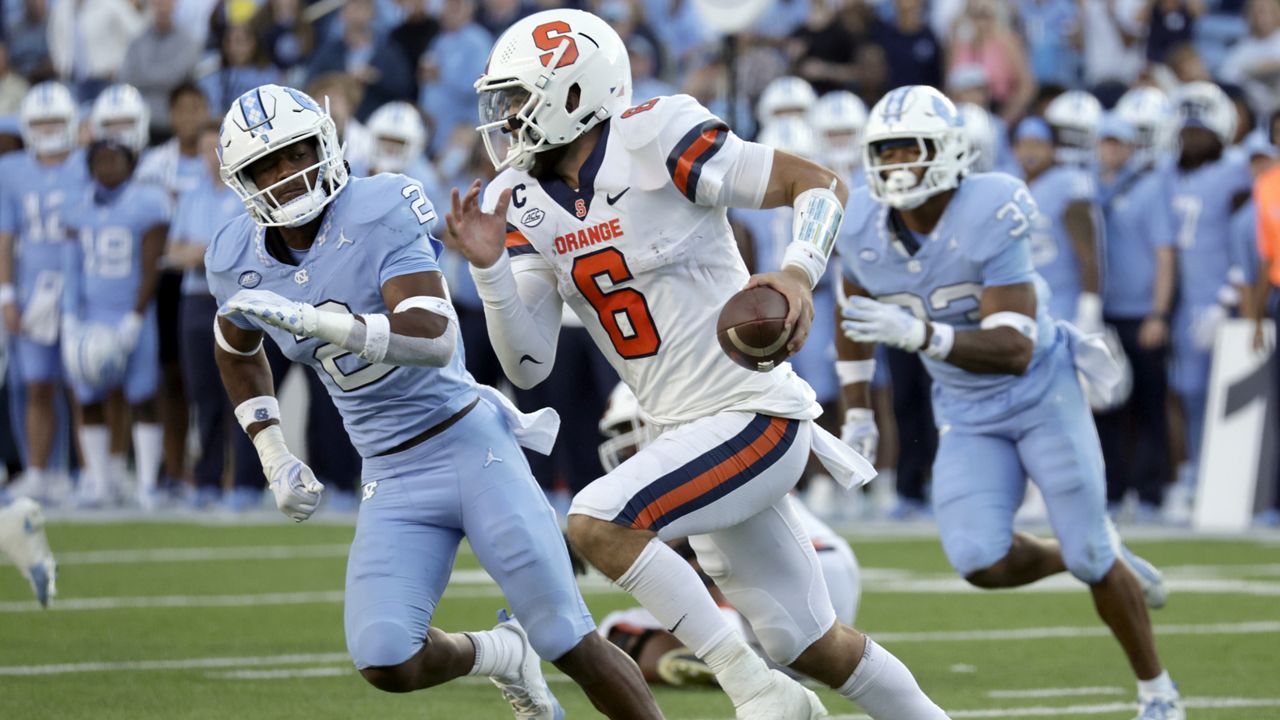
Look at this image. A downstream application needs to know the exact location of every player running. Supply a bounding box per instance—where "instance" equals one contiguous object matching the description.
[446,9,946,719]
[207,84,660,720]
[835,85,1183,720]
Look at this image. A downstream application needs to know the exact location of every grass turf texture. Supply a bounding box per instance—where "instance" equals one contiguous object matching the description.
[2,521,1278,719]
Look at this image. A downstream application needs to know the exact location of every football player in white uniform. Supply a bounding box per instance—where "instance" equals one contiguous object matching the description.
[446,9,947,720]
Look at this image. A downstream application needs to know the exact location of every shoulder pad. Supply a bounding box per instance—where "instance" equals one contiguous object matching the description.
[204,214,259,274]
[614,94,724,151]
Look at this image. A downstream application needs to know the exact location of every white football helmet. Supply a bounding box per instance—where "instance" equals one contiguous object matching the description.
[1174,81,1236,146]
[757,76,817,127]
[218,85,349,228]
[957,102,997,172]
[19,82,78,157]
[598,383,660,473]
[756,116,817,160]
[90,83,150,153]
[862,85,973,210]
[1115,86,1174,167]
[366,101,426,174]
[475,9,632,172]
[810,91,868,170]
[63,323,128,390]
[1044,90,1102,165]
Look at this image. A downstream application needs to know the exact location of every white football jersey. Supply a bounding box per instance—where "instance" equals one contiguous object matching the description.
[484,95,819,427]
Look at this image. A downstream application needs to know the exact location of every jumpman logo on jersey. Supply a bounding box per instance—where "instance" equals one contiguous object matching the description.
[337,230,353,249]
[483,448,503,468]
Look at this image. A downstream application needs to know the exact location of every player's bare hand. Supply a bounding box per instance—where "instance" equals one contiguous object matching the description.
[746,267,814,353]
[2,303,19,335]
[443,180,510,269]
[1137,315,1168,350]
[1253,318,1273,354]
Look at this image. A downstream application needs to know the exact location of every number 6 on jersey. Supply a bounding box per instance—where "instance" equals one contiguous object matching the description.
[571,247,661,359]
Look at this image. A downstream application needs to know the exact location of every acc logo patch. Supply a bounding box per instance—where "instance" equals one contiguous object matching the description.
[238,271,261,288]
[521,208,545,228]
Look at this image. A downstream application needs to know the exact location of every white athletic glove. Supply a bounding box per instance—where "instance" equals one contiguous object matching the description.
[1191,304,1227,352]
[253,425,324,522]
[841,296,926,352]
[60,316,82,384]
[117,311,143,353]
[221,289,320,337]
[1073,292,1104,336]
[840,408,878,464]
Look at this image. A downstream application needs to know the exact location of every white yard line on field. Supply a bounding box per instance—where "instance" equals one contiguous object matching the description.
[987,687,1126,699]
[57,544,352,565]
[695,697,1280,720]
[205,667,353,680]
[874,620,1280,643]
[0,652,350,676]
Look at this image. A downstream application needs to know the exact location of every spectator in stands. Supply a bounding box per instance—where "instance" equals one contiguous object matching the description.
[871,0,942,93]
[7,0,52,81]
[948,0,1036,122]
[306,72,372,169]
[254,0,317,72]
[478,0,531,37]
[1220,0,1280,120]
[790,0,866,96]
[198,22,280,117]
[389,0,439,75]
[418,0,491,155]
[48,0,146,100]
[1079,0,1146,88]
[165,120,242,508]
[630,35,675,103]
[1165,42,1213,82]
[1140,0,1204,64]
[175,0,221,52]
[1018,0,1082,88]
[0,43,29,114]
[306,0,414,121]
[120,0,201,140]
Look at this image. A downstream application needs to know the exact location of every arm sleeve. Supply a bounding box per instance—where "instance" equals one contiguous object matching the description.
[471,251,564,389]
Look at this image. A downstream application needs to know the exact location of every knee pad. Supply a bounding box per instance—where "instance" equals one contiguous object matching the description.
[348,620,420,670]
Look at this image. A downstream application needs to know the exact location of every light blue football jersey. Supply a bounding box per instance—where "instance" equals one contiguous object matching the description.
[206,173,479,458]
[1229,199,1259,287]
[1026,164,1097,321]
[170,175,244,295]
[1097,167,1175,319]
[836,173,1060,424]
[62,180,170,322]
[1169,152,1252,308]
[0,149,89,296]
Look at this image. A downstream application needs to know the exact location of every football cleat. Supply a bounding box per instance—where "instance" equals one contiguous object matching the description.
[1107,519,1167,609]
[735,669,828,720]
[656,648,718,687]
[1135,691,1185,720]
[0,497,58,607]
[489,610,564,720]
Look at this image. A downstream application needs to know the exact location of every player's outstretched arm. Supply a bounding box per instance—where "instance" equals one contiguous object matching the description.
[213,316,323,522]
[835,278,878,462]
[444,180,563,388]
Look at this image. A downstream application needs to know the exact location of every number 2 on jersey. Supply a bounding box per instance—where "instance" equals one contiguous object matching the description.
[571,248,661,359]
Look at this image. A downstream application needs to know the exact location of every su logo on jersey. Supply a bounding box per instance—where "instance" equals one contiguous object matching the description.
[574,197,587,218]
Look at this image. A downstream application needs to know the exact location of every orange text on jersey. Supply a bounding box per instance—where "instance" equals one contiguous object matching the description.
[554,218,624,255]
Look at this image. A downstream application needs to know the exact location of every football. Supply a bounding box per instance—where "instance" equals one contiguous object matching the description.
[716,286,794,372]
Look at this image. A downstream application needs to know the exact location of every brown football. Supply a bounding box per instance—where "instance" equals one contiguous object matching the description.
[716,286,794,372]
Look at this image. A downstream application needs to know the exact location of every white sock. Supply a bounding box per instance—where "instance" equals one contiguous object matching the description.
[131,423,163,495]
[464,628,523,679]
[78,426,111,500]
[838,637,948,719]
[616,538,770,704]
[1138,670,1175,698]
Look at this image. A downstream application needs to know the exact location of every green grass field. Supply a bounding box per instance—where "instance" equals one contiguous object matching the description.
[3,518,1278,719]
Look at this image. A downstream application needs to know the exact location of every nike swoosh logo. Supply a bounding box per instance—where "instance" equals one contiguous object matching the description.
[519,354,542,365]
[667,613,687,634]
[606,187,630,205]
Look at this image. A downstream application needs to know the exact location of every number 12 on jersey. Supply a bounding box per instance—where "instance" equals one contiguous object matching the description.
[571,247,661,359]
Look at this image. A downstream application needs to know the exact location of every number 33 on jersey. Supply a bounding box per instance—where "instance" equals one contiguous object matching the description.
[483,94,818,426]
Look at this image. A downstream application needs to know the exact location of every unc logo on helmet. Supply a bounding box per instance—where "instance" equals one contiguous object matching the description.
[218,84,350,228]
[863,86,974,210]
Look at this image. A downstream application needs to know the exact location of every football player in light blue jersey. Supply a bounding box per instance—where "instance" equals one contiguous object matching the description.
[1014,116,1104,334]
[0,81,87,501]
[207,85,660,719]
[835,85,1184,720]
[1092,114,1177,519]
[357,101,450,213]
[811,91,868,193]
[61,139,169,509]
[1165,82,1253,488]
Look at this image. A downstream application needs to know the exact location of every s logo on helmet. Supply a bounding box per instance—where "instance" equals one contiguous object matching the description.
[532,21,579,69]
[574,198,587,218]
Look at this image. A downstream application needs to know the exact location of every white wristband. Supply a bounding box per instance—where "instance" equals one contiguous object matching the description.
[358,313,391,364]
[235,396,280,433]
[836,359,876,385]
[923,323,954,360]
[0,283,14,306]
[981,311,1038,340]
[782,243,826,289]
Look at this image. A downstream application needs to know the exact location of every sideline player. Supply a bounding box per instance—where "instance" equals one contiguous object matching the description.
[61,137,168,509]
[447,9,946,719]
[207,84,661,719]
[836,85,1183,720]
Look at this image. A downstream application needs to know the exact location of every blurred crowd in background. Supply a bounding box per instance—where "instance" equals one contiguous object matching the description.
[0,0,1276,527]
